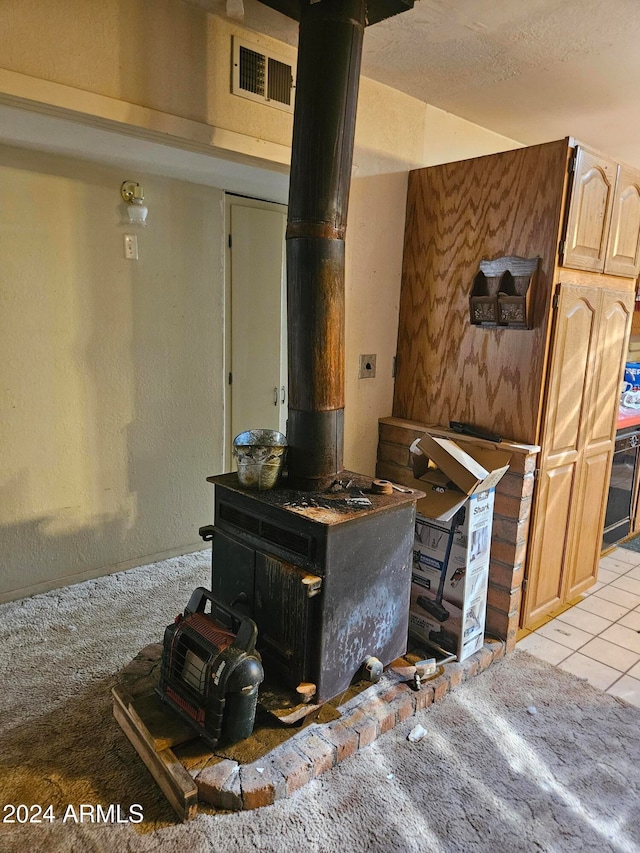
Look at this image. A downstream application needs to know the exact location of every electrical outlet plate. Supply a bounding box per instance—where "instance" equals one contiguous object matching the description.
[359,354,377,379]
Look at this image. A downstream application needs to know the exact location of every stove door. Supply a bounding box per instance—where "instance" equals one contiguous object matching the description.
[254,552,321,690]
[211,529,322,691]
[211,530,255,614]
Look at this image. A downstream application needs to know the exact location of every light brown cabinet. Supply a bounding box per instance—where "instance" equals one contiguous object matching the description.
[521,284,633,625]
[606,164,640,277]
[392,138,636,630]
[562,145,640,278]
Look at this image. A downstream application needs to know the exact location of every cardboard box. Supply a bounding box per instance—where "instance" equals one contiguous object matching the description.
[409,433,511,521]
[407,431,510,661]
[413,514,468,602]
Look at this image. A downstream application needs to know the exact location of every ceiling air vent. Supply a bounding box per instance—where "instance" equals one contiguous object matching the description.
[232,36,295,113]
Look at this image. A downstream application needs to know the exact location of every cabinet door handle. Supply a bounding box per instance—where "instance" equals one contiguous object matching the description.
[274,387,278,406]
[281,386,286,405]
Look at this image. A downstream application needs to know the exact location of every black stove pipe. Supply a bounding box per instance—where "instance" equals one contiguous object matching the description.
[285,0,366,490]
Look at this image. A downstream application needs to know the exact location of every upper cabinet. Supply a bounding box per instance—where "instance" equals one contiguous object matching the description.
[562,145,640,278]
[605,164,640,277]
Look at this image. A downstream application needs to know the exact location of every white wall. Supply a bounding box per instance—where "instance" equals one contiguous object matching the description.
[0,1,296,161]
[0,145,225,600]
[423,105,524,166]
[344,172,409,474]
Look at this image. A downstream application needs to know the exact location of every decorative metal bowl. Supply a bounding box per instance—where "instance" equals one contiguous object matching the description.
[232,430,288,490]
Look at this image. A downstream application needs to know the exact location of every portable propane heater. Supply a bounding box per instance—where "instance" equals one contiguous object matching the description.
[156,587,264,748]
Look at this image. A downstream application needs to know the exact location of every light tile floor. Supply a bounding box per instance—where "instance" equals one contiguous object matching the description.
[518,545,640,707]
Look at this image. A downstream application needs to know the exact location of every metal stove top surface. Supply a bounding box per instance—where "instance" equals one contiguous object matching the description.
[207,470,423,526]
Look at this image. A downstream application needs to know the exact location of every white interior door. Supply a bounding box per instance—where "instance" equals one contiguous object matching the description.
[225,195,287,469]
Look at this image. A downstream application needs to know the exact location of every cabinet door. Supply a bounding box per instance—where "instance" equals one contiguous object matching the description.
[522,463,576,626]
[521,285,600,628]
[562,147,616,273]
[563,288,633,596]
[604,164,640,278]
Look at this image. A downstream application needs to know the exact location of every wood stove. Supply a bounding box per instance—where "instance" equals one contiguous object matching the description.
[203,472,419,703]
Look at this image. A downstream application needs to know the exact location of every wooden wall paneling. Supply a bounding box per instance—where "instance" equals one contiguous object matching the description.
[389,137,637,631]
[393,139,569,445]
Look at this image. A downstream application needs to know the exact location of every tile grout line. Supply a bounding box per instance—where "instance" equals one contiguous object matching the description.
[538,552,640,695]
[608,546,640,699]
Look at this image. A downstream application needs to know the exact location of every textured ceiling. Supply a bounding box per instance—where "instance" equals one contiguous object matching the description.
[187,0,640,168]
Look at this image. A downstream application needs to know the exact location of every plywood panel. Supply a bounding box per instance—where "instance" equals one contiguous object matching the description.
[393,139,569,444]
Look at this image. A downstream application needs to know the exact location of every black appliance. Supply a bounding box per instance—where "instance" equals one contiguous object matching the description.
[201,472,419,705]
[603,427,640,547]
[156,587,264,748]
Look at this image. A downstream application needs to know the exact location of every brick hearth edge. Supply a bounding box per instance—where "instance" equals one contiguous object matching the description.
[116,637,505,812]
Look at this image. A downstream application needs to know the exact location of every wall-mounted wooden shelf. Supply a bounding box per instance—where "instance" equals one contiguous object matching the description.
[469,255,539,329]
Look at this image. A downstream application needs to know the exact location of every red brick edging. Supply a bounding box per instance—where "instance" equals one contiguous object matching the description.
[193,639,505,810]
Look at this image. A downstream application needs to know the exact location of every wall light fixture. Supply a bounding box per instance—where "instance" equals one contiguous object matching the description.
[121,181,148,226]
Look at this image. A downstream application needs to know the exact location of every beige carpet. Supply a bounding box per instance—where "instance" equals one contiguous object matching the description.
[1,551,639,853]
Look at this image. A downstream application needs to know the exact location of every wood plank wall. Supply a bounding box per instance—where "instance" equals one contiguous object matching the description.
[393,139,570,446]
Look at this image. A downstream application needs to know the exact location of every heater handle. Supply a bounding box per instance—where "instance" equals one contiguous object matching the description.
[185,587,258,653]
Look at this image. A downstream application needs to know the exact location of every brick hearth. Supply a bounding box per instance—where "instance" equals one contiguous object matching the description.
[114,637,506,816]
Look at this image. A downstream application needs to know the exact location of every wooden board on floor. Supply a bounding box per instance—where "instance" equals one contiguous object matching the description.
[122,688,197,752]
[112,686,198,823]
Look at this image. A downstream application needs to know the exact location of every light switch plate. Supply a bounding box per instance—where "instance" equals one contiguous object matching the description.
[124,234,138,260]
